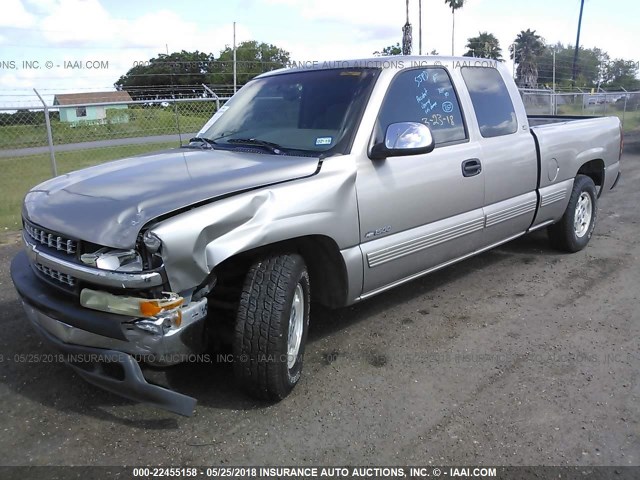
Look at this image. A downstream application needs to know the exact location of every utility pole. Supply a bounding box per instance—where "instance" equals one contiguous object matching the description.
[419,0,422,55]
[553,50,556,92]
[572,0,585,86]
[553,49,557,114]
[233,21,237,93]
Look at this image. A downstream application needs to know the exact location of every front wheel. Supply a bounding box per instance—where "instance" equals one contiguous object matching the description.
[233,254,310,400]
[548,174,598,252]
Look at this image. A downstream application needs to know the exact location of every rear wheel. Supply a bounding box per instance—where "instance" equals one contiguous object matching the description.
[233,254,310,400]
[548,174,598,252]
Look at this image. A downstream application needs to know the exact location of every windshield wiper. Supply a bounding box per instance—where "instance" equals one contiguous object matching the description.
[226,138,285,155]
[183,137,218,149]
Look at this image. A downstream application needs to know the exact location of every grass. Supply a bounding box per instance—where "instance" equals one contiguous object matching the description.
[0,141,177,231]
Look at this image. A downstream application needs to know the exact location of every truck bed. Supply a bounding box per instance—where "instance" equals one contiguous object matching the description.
[528,114,598,127]
[529,114,621,193]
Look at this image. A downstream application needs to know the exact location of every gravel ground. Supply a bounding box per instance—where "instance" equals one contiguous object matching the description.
[0,150,638,467]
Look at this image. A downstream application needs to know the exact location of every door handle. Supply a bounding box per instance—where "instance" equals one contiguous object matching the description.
[462,158,482,177]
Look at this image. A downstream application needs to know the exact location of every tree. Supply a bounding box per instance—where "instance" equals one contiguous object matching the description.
[464,32,502,60]
[210,41,290,89]
[510,29,545,88]
[444,0,464,55]
[537,43,607,89]
[115,50,215,100]
[374,43,402,56]
[602,59,640,90]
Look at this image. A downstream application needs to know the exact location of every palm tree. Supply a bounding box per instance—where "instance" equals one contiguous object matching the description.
[464,32,503,60]
[444,0,464,55]
[402,0,412,55]
[510,29,545,88]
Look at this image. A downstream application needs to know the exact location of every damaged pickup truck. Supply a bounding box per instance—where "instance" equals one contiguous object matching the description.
[11,57,622,416]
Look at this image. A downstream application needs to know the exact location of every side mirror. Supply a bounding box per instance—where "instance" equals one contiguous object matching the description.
[370,122,435,160]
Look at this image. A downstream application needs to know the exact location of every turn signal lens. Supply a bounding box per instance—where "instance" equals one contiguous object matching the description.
[139,297,183,317]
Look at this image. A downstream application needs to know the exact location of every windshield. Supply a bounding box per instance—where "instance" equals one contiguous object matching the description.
[200,68,380,155]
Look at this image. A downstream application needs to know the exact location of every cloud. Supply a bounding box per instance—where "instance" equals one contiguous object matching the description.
[124,10,203,50]
[24,0,58,12]
[0,0,259,107]
[39,0,122,46]
[0,0,637,108]
[301,0,405,25]
[35,0,252,54]
[0,0,37,28]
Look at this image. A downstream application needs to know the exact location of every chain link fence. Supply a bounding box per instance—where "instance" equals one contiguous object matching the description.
[518,89,640,128]
[0,93,228,230]
[1,86,638,232]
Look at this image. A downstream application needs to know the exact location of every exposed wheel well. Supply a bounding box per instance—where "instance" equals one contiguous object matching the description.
[212,235,349,309]
[577,159,605,194]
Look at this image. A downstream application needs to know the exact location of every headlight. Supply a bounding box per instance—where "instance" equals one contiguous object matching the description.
[80,288,183,329]
[80,248,143,272]
[143,231,162,253]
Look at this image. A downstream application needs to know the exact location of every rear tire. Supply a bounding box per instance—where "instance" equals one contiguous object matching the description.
[548,174,598,252]
[233,254,310,400]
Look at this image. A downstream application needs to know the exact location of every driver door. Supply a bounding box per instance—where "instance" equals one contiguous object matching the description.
[356,67,485,296]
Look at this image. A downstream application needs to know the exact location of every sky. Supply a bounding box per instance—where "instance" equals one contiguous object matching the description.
[0,0,638,107]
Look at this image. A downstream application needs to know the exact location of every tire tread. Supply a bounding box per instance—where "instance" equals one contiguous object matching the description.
[548,174,597,253]
[234,254,308,400]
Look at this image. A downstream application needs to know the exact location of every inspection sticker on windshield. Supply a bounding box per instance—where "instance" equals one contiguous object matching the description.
[197,106,230,136]
[315,136,333,146]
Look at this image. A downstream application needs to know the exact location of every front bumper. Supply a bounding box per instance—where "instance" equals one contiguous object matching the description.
[11,251,207,416]
[27,315,197,416]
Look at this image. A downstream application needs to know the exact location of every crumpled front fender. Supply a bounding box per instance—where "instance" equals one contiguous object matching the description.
[152,157,360,293]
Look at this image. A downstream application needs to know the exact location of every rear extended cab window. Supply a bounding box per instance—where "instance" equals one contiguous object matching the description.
[376,67,467,145]
[460,67,518,138]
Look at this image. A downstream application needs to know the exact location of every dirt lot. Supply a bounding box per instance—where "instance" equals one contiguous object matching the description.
[0,150,638,468]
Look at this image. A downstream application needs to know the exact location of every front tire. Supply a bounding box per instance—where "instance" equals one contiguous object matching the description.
[233,254,310,400]
[548,174,598,252]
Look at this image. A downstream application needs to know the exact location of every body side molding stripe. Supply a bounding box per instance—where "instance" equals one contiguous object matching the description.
[360,232,525,300]
[367,217,484,268]
[485,198,538,228]
[540,189,567,207]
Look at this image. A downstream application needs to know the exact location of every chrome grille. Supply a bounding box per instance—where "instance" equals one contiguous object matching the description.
[34,263,77,287]
[24,220,77,255]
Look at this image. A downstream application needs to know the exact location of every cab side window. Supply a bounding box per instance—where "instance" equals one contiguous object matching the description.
[460,67,518,138]
[377,67,467,145]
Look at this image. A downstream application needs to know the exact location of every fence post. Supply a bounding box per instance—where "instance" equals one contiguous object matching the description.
[173,101,183,145]
[202,84,220,110]
[33,88,57,177]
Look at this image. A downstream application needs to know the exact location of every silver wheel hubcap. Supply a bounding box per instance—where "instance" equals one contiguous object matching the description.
[574,192,592,238]
[287,283,304,369]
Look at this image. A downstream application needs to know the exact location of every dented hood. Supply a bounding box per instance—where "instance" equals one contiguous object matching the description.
[23,148,320,248]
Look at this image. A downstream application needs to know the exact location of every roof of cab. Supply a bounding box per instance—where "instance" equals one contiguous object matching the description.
[257,55,503,78]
